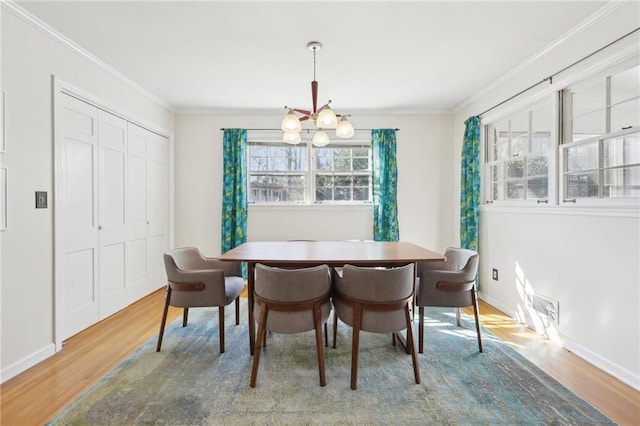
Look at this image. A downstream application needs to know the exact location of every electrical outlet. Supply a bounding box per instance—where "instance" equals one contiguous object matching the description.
[35,191,48,209]
[492,268,499,281]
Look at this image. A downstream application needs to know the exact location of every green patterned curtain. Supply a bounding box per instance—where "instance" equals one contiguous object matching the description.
[460,116,481,251]
[221,129,248,260]
[371,129,399,241]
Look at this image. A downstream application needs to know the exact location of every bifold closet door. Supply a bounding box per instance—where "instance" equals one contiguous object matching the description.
[126,123,168,301]
[60,94,100,339]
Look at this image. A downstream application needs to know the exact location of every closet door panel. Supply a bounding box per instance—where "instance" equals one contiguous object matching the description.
[98,110,128,318]
[61,94,100,340]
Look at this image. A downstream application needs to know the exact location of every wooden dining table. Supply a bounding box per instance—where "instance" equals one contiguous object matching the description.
[217,240,445,355]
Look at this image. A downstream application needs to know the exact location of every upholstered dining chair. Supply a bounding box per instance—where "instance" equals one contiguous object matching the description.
[416,247,482,353]
[250,263,332,388]
[157,247,244,353]
[332,263,420,390]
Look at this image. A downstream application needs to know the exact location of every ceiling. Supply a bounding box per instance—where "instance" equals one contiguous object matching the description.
[16,1,610,114]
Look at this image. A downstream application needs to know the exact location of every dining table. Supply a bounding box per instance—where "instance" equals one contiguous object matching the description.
[217,240,445,355]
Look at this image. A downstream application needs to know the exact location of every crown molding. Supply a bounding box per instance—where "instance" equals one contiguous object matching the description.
[454,0,630,114]
[2,0,175,113]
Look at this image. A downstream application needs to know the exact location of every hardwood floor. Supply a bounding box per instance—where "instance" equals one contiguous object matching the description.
[1,291,638,425]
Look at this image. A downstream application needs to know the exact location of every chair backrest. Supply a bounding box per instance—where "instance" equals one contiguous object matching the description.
[335,263,415,333]
[416,247,479,307]
[163,247,227,307]
[254,263,332,334]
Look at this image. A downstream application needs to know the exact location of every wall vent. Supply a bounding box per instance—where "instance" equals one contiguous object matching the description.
[528,293,560,327]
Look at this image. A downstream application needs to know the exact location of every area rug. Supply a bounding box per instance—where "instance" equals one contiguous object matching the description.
[47,301,612,425]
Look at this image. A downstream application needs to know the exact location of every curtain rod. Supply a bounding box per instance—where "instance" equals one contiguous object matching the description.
[220,128,400,131]
[477,27,640,118]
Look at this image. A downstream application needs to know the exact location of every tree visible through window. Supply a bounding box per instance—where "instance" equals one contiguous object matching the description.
[248,141,372,204]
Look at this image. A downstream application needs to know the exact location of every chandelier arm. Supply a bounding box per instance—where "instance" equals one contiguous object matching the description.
[292,108,311,116]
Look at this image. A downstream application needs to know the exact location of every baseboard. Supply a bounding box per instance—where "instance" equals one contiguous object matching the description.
[0,343,56,384]
[477,293,640,391]
[561,336,640,391]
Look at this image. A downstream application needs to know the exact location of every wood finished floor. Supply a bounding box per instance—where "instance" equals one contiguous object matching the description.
[1,289,638,425]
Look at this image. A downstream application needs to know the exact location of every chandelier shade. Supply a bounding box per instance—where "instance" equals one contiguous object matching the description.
[282,41,354,146]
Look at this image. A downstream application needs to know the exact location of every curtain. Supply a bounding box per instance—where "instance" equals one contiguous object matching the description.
[371,129,399,241]
[460,116,481,251]
[221,129,248,261]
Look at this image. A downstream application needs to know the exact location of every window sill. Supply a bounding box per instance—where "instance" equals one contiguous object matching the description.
[480,203,639,218]
[249,203,373,212]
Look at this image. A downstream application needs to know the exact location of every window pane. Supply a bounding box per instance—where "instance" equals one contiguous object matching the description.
[566,172,599,198]
[610,65,640,104]
[507,159,524,178]
[492,182,504,200]
[572,110,606,141]
[315,149,332,171]
[335,187,351,201]
[604,134,640,167]
[527,155,548,178]
[353,187,369,201]
[566,142,598,172]
[532,132,551,153]
[610,98,640,132]
[493,122,509,161]
[527,177,548,199]
[572,79,606,117]
[604,166,640,197]
[352,157,369,171]
[507,180,524,199]
[316,187,333,201]
[511,134,528,157]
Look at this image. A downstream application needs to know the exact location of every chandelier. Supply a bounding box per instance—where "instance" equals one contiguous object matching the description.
[281,41,355,146]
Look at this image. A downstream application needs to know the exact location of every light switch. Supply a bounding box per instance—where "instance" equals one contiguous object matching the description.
[36,191,48,209]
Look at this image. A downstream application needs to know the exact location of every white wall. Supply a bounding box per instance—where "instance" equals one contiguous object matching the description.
[0,6,174,382]
[174,113,455,257]
[453,2,640,389]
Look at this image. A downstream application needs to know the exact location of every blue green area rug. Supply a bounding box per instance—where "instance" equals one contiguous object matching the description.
[48,302,612,425]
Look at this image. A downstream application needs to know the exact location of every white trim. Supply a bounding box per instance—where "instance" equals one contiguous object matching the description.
[1,1,174,113]
[0,343,56,384]
[480,204,640,218]
[249,203,373,213]
[455,1,629,114]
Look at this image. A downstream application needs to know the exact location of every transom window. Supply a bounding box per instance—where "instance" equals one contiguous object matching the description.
[248,140,372,204]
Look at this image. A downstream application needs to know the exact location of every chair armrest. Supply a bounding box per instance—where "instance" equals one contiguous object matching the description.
[199,256,242,277]
[169,268,225,287]
[418,270,475,289]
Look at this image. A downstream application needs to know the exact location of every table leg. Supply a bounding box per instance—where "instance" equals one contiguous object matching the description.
[247,261,256,355]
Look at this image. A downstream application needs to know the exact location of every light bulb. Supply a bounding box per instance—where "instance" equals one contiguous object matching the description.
[336,116,355,138]
[283,131,301,144]
[312,130,330,147]
[281,109,302,132]
[316,106,338,129]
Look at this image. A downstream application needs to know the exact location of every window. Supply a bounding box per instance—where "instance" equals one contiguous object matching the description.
[561,63,640,202]
[248,140,372,204]
[484,98,555,202]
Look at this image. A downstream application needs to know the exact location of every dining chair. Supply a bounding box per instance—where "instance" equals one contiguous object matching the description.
[416,247,482,353]
[157,247,244,353]
[250,263,332,388]
[332,263,420,390]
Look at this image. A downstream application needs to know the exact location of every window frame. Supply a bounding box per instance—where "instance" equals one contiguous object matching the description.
[247,136,373,206]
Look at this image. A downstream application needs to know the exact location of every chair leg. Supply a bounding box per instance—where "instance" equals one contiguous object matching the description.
[418,306,424,353]
[182,308,189,327]
[405,305,421,384]
[455,307,462,327]
[219,306,225,353]
[350,305,362,390]
[235,296,240,326]
[324,322,328,347]
[472,291,483,353]
[313,303,327,386]
[250,305,269,388]
[332,310,338,349]
[156,287,172,352]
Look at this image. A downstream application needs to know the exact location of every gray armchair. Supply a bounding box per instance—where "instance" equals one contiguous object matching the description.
[416,247,482,353]
[250,263,332,388]
[156,247,244,353]
[332,263,420,390]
